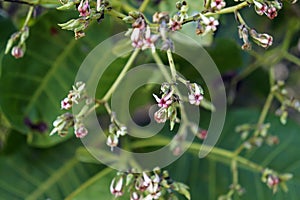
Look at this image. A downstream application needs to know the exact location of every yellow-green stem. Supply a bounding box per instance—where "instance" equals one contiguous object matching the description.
[102,49,140,102]
[22,6,34,30]
[139,0,150,12]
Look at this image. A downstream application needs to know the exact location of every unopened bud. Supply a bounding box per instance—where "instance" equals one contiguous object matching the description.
[11,46,24,59]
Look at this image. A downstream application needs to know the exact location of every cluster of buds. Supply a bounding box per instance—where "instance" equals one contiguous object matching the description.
[49,112,74,137]
[235,123,277,149]
[110,167,191,200]
[261,168,293,193]
[5,26,29,59]
[153,83,179,130]
[128,16,159,52]
[253,0,283,19]
[57,0,109,39]
[58,18,89,39]
[50,82,91,138]
[272,81,300,125]
[196,14,219,35]
[50,110,89,139]
[106,115,128,151]
[238,25,273,50]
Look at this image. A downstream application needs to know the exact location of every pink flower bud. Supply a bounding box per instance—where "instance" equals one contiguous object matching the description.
[198,129,208,140]
[110,177,124,197]
[11,46,24,59]
[169,19,182,31]
[267,175,280,187]
[154,108,168,123]
[74,124,88,138]
[106,134,119,151]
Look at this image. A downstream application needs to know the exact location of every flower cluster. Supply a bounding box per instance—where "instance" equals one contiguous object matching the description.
[50,82,91,138]
[253,0,282,19]
[61,81,86,110]
[153,81,205,131]
[57,0,109,39]
[196,14,219,35]
[153,84,179,130]
[129,16,160,52]
[235,122,275,149]
[238,25,273,50]
[272,81,300,125]
[110,168,191,200]
[167,0,189,31]
[106,114,128,151]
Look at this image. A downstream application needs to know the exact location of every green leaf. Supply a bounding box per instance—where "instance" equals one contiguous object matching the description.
[207,38,243,73]
[166,109,300,199]
[0,138,102,200]
[0,16,16,78]
[0,10,111,147]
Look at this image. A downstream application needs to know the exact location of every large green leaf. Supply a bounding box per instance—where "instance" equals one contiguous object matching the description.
[165,109,300,200]
[0,137,103,200]
[0,10,112,147]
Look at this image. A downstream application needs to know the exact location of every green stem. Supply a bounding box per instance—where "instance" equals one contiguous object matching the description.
[284,52,300,67]
[107,9,127,20]
[22,6,34,30]
[139,0,150,12]
[65,167,114,200]
[102,48,140,102]
[151,51,189,122]
[131,137,264,172]
[183,1,249,24]
[281,19,300,51]
[151,51,172,82]
[235,11,246,25]
[231,159,239,188]
[166,49,177,81]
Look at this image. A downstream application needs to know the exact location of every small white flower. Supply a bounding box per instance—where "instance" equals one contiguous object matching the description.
[169,19,182,31]
[116,125,127,136]
[145,182,161,200]
[74,124,88,138]
[188,83,204,106]
[201,15,219,32]
[61,97,72,110]
[142,26,159,53]
[153,91,173,108]
[210,0,226,10]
